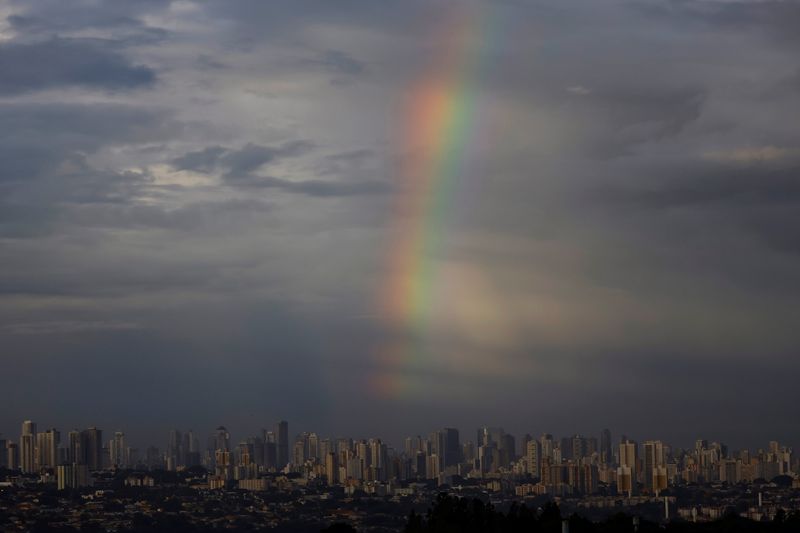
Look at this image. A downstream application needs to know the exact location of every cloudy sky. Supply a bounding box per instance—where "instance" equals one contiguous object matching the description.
[2,0,799,449]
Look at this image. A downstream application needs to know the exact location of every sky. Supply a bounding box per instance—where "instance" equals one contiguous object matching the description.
[1,0,799,451]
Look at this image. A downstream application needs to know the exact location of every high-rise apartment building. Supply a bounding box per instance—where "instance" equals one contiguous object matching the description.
[168,429,182,470]
[20,420,37,473]
[643,440,665,494]
[276,421,289,468]
[526,439,541,478]
[7,441,19,470]
[57,463,90,490]
[110,431,126,467]
[600,429,612,465]
[540,434,554,461]
[81,427,103,471]
[36,428,60,469]
[326,452,338,485]
[443,428,461,467]
[618,440,638,496]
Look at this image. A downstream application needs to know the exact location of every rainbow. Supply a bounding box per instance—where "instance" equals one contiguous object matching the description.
[372,5,498,396]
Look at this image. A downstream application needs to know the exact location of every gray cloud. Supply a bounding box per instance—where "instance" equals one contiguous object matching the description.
[637,0,800,44]
[170,146,228,173]
[0,103,180,195]
[578,86,706,157]
[226,175,389,197]
[318,49,366,75]
[0,38,156,94]
[221,141,314,179]
[172,142,386,196]
[600,159,800,209]
[5,0,173,36]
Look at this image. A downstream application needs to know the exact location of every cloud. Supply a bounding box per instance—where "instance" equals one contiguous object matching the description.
[225,175,388,197]
[172,142,314,175]
[296,49,367,79]
[574,86,707,158]
[0,38,156,94]
[5,0,173,40]
[171,142,388,196]
[0,103,180,184]
[170,146,228,173]
[637,0,800,44]
[221,141,314,179]
[600,159,800,209]
[319,49,366,75]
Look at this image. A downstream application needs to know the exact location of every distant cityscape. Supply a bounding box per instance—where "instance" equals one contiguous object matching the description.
[1,419,798,530]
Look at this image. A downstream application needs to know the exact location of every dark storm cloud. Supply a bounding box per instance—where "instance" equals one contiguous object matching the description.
[0,38,156,94]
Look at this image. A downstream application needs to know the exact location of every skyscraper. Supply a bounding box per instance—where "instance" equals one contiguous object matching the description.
[477,426,504,448]
[81,427,103,471]
[326,451,338,485]
[213,426,230,452]
[36,428,59,469]
[526,439,541,478]
[263,438,277,470]
[600,429,612,465]
[643,440,665,494]
[110,431,126,467]
[20,420,37,473]
[308,432,320,463]
[276,420,288,468]
[68,430,81,464]
[540,434,554,461]
[443,428,461,467]
[618,440,638,496]
[7,441,19,470]
[168,429,182,470]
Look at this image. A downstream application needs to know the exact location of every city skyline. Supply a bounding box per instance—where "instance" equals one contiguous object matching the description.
[1,418,796,460]
[3,416,795,504]
[2,421,798,532]
[2,0,800,452]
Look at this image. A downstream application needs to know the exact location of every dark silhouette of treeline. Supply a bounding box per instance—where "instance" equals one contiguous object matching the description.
[399,493,800,533]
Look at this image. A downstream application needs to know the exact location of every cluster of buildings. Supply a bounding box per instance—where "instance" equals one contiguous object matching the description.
[1,420,797,499]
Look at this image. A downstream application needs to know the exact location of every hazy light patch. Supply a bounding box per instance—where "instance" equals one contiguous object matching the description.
[150,163,217,188]
[703,146,800,164]
[0,6,15,42]
[567,85,591,96]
